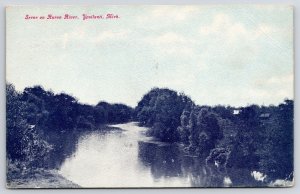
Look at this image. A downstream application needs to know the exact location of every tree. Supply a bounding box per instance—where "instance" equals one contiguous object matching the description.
[184,107,222,156]
[177,110,191,144]
[225,105,261,169]
[256,100,293,180]
[6,83,52,170]
[135,88,193,142]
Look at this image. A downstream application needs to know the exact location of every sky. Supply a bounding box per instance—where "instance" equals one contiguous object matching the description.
[6,5,294,107]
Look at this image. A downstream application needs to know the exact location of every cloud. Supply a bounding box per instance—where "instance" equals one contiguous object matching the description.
[62,28,130,48]
[231,73,294,106]
[92,30,130,43]
[144,32,194,56]
[218,73,293,106]
[145,32,187,44]
[199,12,289,44]
[152,63,197,89]
[255,73,293,86]
[136,6,201,28]
[197,13,256,71]
[150,6,199,21]
[196,12,293,74]
[199,13,246,38]
[140,12,293,107]
[198,13,269,47]
[62,27,86,48]
[253,73,294,101]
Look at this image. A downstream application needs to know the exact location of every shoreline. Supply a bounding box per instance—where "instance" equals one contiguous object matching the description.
[7,169,80,189]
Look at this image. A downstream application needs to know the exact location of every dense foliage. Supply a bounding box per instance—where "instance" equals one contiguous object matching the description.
[135,88,194,142]
[7,84,293,182]
[6,83,133,175]
[6,84,53,171]
[135,88,294,180]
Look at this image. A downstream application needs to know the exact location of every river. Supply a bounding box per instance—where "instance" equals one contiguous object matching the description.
[58,122,269,188]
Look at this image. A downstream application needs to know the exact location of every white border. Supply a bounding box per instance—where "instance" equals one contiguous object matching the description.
[0,0,298,193]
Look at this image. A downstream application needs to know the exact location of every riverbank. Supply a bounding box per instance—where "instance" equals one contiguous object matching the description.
[6,124,124,189]
[7,169,80,188]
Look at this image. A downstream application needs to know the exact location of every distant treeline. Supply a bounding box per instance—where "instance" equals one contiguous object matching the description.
[7,84,293,182]
[135,88,293,181]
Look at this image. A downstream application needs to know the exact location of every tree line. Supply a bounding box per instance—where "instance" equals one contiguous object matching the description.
[6,83,133,179]
[7,84,293,182]
[135,88,293,181]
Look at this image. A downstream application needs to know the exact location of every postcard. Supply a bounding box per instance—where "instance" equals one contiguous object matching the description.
[6,5,294,188]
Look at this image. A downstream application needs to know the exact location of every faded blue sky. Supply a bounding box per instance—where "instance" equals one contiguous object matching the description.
[6,5,293,107]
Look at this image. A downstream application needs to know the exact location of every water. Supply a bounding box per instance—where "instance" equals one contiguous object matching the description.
[59,122,262,188]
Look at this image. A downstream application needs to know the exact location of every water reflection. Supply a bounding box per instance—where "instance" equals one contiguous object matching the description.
[58,122,264,187]
[138,141,183,179]
[45,131,80,169]
[138,140,265,187]
[138,141,226,187]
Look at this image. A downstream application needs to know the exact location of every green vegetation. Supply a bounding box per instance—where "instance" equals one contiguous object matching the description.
[6,83,133,179]
[135,88,293,180]
[7,84,293,182]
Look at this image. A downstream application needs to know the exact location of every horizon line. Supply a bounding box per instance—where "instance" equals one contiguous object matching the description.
[6,82,294,109]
